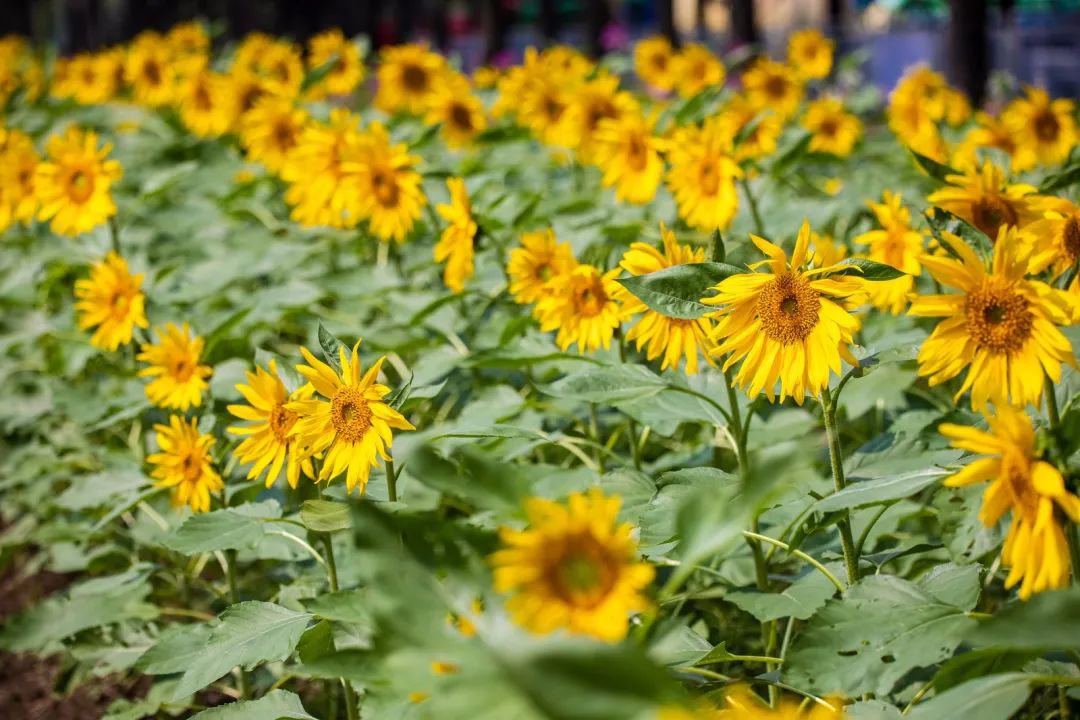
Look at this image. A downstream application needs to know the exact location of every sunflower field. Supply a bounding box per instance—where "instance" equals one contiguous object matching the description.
[3,20,1080,720]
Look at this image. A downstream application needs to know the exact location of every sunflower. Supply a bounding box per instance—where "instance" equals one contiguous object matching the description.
[287,341,415,494]
[853,192,924,314]
[147,415,223,513]
[927,160,1044,240]
[228,360,315,489]
[519,76,573,147]
[0,127,40,231]
[887,67,949,162]
[305,29,365,99]
[346,122,426,243]
[802,97,862,157]
[535,264,627,353]
[125,35,176,107]
[634,35,676,92]
[375,43,447,115]
[940,407,1080,599]
[34,126,123,237]
[666,117,743,232]
[717,685,845,719]
[425,73,487,149]
[74,252,148,351]
[56,52,113,104]
[673,43,725,99]
[489,487,654,642]
[177,70,233,138]
[717,95,783,163]
[787,29,833,81]
[232,32,275,76]
[281,109,364,228]
[1002,87,1077,169]
[620,225,714,374]
[556,71,638,161]
[225,70,272,128]
[743,58,803,119]
[809,230,848,269]
[1026,201,1080,281]
[137,322,213,411]
[166,20,210,61]
[472,65,501,89]
[953,111,1024,173]
[257,39,305,97]
[592,110,665,205]
[703,221,865,404]
[943,87,972,127]
[507,228,579,305]
[909,227,1076,410]
[239,96,309,174]
[434,178,477,293]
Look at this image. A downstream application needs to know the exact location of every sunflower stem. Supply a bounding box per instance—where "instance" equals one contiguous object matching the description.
[820,392,860,585]
[108,216,122,255]
[319,527,359,720]
[1045,373,1064,460]
[740,178,766,237]
[224,550,250,700]
[385,458,398,502]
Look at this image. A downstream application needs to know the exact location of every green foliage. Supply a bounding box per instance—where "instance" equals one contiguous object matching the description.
[616,262,743,320]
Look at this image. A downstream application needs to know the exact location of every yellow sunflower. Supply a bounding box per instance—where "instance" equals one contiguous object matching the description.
[556,71,638,161]
[535,264,627,353]
[74,252,148,351]
[227,360,315,489]
[1002,87,1078,169]
[717,685,845,719]
[673,43,725,99]
[56,52,113,104]
[703,221,865,404]
[717,95,783,163]
[802,97,862,157]
[953,111,1025,173]
[490,487,654,642]
[1026,201,1080,281]
[288,341,415,494]
[177,70,233,138]
[239,96,309,174]
[620,225,714,374]
[809,230,848,269]
[787,29,834,81]
[507,228,579,305]
[472,65,501,89]
[434,178,477,293]
[125,35,176,107]
[232,32,275,76]
[909,227,1077,410]
[940,407,1080,599]
[137,322,213,411]
[225,70,272,128]
[257,39,305,97]
[853,192,924,314]
[346,122,426,243]
[34,126,123,237]
[927,160,1044,240]
[305,28,365,99]
[634,35,676,92]
[281,109,364,228]
[519,76,573,147]
[666,117,743,232]
[592,110,665,205]
[375,43,447,115]
[887,67,949,162]
[425,73,487,149]
[147,415,223,514]
[743,58,803,119]
[0,127,40,231]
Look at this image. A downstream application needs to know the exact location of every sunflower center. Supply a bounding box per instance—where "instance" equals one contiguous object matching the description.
[542,93,564,122]
[371,167,400,207]
[970,195,1018,239]
[1062,216,1080,262]
[108,290,131,319]
[170,356,195,382]
[650,53,668,72]
[144,59,162,85]
[331,386,373,443]
[818,117,839,138]
[402,63,429,92]
[178,450,203,484]
[756,271,821,344]
[574,277,609,317]
[764,74,788,100]
[1004,460,1039,517]
[194,84,212,110]
[272,120,297,150]
[449,102,474,132]
[549,533,617,607]
[965,280,1032,355]
[68,169,95,203]
[699,159,720,195]
[586,100,616,132]
[269,402,297,443]
[626,133,649,171]
[1034,110,1060,143]
[239,85,264,113]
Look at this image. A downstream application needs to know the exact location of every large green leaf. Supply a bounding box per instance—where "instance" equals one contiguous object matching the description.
[967,586,1080,650]
[160,500,281,554]
[542,365,669,404]
[616,262,743,320]
[168,602,312,700]
[784,574,979,697]
[907,673,1033,720]
[909,149,959,183]
[824,258,906,281]
[726,567,838,621]
[189,690,316,720]
[813,467,951,512]
[925,206,992,256]
[135,622,215,675]
[300,499,351,533]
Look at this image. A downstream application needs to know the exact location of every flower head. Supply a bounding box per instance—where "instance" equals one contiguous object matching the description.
[346,122,426,243]
[125,34,176,106]
[305,29,365,99]
[802,97,862,158]
[137,322,213,411]
[375,44,447,115]
[507,229,579,306]
[592,110,665,205]
[281,109,364,228]
[239,96,308,174]
[434,178,477,293]
[1002,87,1077,169]
[666,117,742,231]
[0,127,40,231]
[490,488,654,641]
[743,58,803,119]
[634,35,676,92]
[177,70,233,138]
[147,415,223,513]
[928,161,1044,241]
[704,221,865,403]
[425,73,487,149]
[34,126,123,236]
[787,29,833,80]
[940,407,1080,599]
[535,264,627,354]
[853,192,924,314]
[74,252,148,351]
[673,43,725,99]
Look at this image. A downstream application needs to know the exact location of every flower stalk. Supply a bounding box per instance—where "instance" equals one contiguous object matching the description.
[820,391,860,585]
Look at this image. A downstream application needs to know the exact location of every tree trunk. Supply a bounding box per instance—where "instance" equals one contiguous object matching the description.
[656,0,679,48]
[947,0,988,107]
[584,0,608,58]
[828,0,845,48]
[729,0,758,48]
[539,0,559,44]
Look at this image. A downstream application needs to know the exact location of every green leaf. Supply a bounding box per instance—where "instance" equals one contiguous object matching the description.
[302,589,372,625]
[1038,163,1080,193]
[541,365,668,404]
[771,132,813,176]
[616,262,743,320]
[967,585,1080,650]
[931,647,1042,692]
[318,322,347,373]
[56,466,149,510]
[851,343,920,378]
[846,700,902,720]
[726,567,838,621]
[909,149,960,183]
[300,55,339,93]
[925,206,992,256]
[169,602,312,700]
[189,690,316,720]
[647,621,713,667]
[919,562,981,610]
[907,673,1033,720]
[813,467,950,512]
[160,501,281,554]
[297,620,335,664]
[825,258,906,281]
[136,622,214,675]
[406,444,531,511]
[300,499,351,533]
[695,640,736,664]
[784,575,979,697]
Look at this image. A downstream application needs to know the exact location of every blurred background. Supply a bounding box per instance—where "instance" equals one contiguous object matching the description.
[4,1,1079,101]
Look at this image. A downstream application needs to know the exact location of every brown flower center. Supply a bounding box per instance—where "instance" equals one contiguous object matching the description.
[965,280,1032,355]
[756,271,821,344]
[178,450,203,484]
[818,117,839,138]
[1034,110,1060,143]
[547,533,618,607]
[764,74,788,100]
[1062,215,1080,263]
[448,102,474,132]
[970,195,1018,239]
[626,133,649,171]
[699,159,721,195]
[402,63,429,92]
[171,356,195,382]
[268,403,297,443]
[573,276,609,318]
[272,119,297,150]
[331,386,373,443]
[68,169,95,203]
[143,59,162,85]
[371,167,400,207]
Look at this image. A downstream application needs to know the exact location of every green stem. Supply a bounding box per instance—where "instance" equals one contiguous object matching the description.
[854,503,892,559]
[319,533,358,720]
[225,551,250,700]
[385,458,398,503]
[740,178,766,237]
[820,392,860,585]
[1068,523,1080,588]
[108,216,122,255]
[742,531,846,594]
[677,666,732,683]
